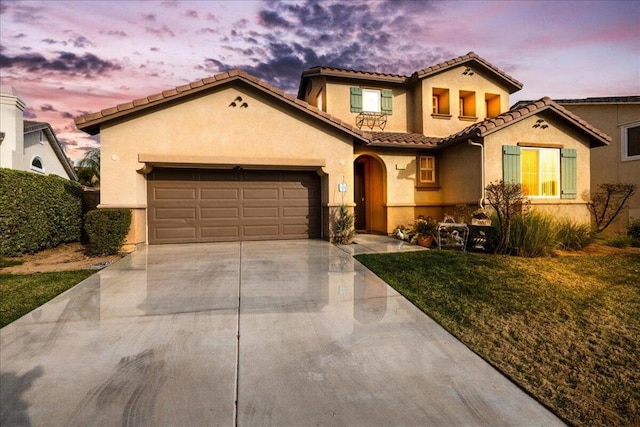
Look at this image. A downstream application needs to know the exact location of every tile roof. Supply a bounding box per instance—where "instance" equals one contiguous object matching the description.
[301,66,408,82]
[553,96,640,104]
[366,132,440,148]
[440,97,610,147]
[513,96,640,110]
[413,52,523,94]
[23,120,78,180]
[75,69,369,142]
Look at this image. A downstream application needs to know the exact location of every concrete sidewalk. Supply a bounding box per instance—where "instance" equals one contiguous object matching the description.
[1,240,563,426]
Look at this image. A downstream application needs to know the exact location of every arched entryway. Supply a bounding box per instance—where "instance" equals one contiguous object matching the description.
[354,155,386,233]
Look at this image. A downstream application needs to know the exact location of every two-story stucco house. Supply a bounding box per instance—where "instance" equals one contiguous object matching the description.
[1,85,77,181]
[75,52,610,245]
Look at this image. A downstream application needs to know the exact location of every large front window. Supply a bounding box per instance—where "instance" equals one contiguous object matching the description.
[521,148,559,197]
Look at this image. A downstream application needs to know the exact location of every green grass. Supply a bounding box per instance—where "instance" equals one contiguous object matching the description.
[0,270,95,328]
[355,250,640,427]
[0,257,25,268]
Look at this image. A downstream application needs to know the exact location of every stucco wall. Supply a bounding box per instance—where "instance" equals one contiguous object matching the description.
[561,103,640,231]
[421,66,511,137]
[324,81,410,133]
[484,113,593,223]
[23,131,72,179]
[99,83,355,244]
[0,87,25,169]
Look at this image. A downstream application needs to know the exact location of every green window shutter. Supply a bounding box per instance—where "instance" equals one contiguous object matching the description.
[560,148,577,199]
[350,87,362,113]
[502,145,521,184]
[381,89,393,115]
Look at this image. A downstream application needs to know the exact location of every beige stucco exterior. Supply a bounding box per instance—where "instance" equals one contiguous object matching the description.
[420,66,511,137]
[98,82,355,244]
[483,113,593,223]
[559,102,640,231]
[80,55,609,245]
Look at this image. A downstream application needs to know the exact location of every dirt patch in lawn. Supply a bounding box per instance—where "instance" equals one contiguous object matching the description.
[554,241,640,257]
[1,242,129,274]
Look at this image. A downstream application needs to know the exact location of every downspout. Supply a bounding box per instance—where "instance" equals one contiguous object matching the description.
[468,139,485,209]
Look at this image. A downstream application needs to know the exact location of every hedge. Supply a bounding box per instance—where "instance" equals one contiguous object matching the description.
[84,209,131,255]
[0,168,83,256]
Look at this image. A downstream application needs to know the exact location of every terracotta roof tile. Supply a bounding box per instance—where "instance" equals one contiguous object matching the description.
[147,93,164,102]
[301,66,408,82]
[413,52,523,94]
[366,132,440,148]
[132,98,149,107]
[440,97,610,147]
[75,69,370,143]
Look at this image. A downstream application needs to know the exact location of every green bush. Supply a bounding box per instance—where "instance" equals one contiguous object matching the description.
[331,204,355,244]
[606,235,632,249]
[0,168,83,256]
[556,219,593,251]
[84,209,131,255]
[509,211,557,257]
[627,218,640,244]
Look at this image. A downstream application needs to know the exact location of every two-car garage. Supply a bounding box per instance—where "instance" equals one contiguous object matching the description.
[147,168,321,244]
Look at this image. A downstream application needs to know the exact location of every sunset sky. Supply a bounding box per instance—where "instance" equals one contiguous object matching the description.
[1,0,638,162]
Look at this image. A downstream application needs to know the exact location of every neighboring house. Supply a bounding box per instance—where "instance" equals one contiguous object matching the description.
[0,85,77,181]
[75,52,609,245]
[555,97,639,232]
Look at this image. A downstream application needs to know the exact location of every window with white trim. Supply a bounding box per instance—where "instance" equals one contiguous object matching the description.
[30,156,45,174]
[622,122,640,161]
[362,89,381,113]
[521,147,560,197]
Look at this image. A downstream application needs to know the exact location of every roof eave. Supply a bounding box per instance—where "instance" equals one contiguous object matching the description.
[76,72,370,144]
[41,125,78,180]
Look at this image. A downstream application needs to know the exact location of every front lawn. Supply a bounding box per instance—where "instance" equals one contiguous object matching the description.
[355,250,640,427]
[0,270,95,328]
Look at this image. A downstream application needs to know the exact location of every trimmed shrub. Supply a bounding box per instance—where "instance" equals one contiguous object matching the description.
[0,168,83,256]
[627,219,640,246]
[509,211,557,257]
[556,219,593,251]
[606,235,632,249]
[84,209,131,255]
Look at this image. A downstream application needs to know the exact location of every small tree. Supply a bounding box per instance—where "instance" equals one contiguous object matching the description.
[332,204,355,244]
[485,180,529,254]
[586,183,637,233]
[77,148,100,187]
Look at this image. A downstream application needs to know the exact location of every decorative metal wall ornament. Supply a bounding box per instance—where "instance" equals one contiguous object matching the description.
[355,112,388,130]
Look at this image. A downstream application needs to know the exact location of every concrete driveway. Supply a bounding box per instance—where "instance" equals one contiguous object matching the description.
[1,240,563,426]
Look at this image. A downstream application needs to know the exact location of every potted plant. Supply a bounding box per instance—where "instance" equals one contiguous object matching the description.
[413,216,437,247]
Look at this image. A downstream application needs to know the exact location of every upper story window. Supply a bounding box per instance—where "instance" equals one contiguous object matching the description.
[622,122,640,161]
[459,90,476,119]
[432,88,450,117]
[30,155,45,174]
[416,154,439,189]
[485,93,501,118]
[362,89,381,112]
[350,87,393,115]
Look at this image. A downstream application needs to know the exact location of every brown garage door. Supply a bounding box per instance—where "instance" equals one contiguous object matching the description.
[147,168,321,244]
